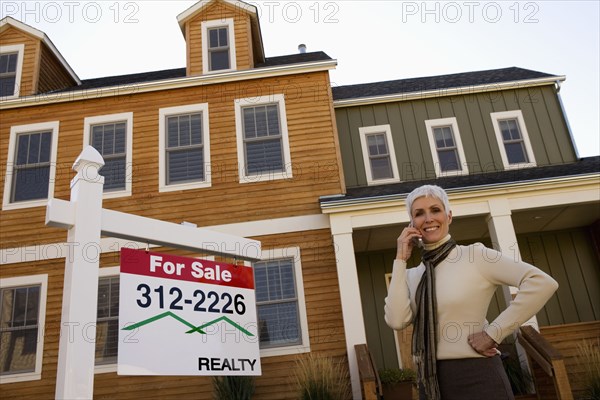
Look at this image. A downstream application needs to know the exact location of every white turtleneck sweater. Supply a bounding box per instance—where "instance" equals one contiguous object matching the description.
[384,235,559,360]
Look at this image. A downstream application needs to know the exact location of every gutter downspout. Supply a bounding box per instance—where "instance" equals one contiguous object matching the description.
[555,80,581,159]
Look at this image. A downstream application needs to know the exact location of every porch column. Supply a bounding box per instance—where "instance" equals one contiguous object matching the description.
[330,215,366,400]
[486,198,521,303]
[486,198,537,369]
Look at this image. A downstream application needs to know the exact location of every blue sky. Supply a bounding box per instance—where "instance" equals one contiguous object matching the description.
[2,0,598,156]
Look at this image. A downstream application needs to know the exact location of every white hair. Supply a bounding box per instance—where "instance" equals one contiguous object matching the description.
[406,185,451,221]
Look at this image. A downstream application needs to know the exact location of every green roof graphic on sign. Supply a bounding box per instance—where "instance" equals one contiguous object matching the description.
[123,312,254,337]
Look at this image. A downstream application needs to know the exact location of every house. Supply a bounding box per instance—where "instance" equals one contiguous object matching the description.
[320,66,600,389]
[1,0,598,399]
[0,0,348,398]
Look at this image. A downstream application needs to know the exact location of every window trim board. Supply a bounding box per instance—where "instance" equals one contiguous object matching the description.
[2,121,60,210]
[83,112,134,198]
[249,246,310,358]
[0,274,48,384]
[490,110,537,169]
[424,117,469,177]
[94,266,119,374]
[0,44,25,99]
[358,124,401,185]
[158,103,211,192]
[201,18,237,74]
[234,94,293,183]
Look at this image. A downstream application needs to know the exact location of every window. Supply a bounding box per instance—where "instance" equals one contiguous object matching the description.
[252,247,309,357]
[425,117,469,176]
[158,103,211,192]
[490,110,536,169]
[208,27,229,70]
[0,274,48,384]
[0,44,24,98]
[2,121,59,210]
[83,112,133,197]
[95,267,119,372]
[359,124,400,185]
[202,19,237,73]
[235,94,292,183]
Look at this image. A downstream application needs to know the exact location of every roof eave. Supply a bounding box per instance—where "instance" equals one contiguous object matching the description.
[333,76,566,108]
[319,172,598,212]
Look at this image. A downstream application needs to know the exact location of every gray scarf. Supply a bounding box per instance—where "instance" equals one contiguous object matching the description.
[412,238,457,400]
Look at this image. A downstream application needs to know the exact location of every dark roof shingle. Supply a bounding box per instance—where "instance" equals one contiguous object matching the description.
[332,67,559,101]
[54,51,332,93]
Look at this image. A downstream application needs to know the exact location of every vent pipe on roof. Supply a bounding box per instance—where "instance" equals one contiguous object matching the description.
[298,44,307,54]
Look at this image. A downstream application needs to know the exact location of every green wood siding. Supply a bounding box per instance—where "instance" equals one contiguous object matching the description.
[356,251,399,370]
[518,229,600,325]
[336,85,577,188]
[357,227,598,371]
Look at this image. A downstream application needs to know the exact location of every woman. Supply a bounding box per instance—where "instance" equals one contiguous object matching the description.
[384,185,558,400]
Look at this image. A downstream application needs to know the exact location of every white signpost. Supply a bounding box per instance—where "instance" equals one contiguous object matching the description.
[118,248,261,376]
[45,146,261,399]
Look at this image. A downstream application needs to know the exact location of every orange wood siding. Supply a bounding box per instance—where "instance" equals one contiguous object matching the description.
[0,230,347,399]
[244,17,255,68]
[37,44,76,94]
[185,1,253,76]
[0,26,39,97]
[533,322,600,400]
[0,71,343,250]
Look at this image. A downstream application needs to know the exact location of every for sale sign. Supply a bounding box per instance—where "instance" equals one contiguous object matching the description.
[118,248,261,376]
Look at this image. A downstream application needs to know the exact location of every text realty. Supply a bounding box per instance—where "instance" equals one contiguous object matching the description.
[198,357,257,372]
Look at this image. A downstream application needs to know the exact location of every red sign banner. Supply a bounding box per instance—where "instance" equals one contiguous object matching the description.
[120,248,254,290]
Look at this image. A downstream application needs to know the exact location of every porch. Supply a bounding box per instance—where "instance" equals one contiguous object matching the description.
[356,320,600,399]
[321,177,599,399]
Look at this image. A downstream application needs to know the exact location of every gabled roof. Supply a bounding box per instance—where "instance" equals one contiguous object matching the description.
[0,16,81,85]
[177,0,265,62]
[320,156,600,206]
[54,51,332,92]
[332,67,562,103]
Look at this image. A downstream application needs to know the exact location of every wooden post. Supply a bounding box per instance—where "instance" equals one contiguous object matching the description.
[354,344,380,400]
[51,146,105,399]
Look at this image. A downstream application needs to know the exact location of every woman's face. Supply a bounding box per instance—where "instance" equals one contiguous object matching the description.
[411,196,452,244]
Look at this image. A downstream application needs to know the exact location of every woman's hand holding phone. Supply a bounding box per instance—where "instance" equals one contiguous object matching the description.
[410,221,424,249]
[396,221,423,261]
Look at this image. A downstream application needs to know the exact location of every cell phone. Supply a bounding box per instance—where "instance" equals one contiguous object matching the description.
[409,221,424,248]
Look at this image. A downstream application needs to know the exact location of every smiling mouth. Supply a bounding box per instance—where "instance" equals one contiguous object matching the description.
[424,227,439,232]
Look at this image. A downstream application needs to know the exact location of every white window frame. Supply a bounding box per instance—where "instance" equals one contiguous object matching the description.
[0,44,25,99]
[358,124,401,185]
[201,18,237,74]
[0,274,48,384]
[490,110,537,169]
[158,103,211,192]
[83,112,133,198]
[247,246,310,358]
[2,121,60,210]
[95,266,120,374]
[234,94,293,183]
[425,117,469,177]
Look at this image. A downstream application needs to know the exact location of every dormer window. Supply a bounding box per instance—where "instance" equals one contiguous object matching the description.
[202,19,236,74]
[0,52,17,95]
[208,27,230,70]
[0,44,24,98]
